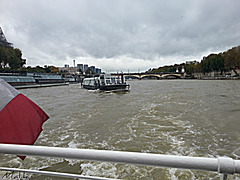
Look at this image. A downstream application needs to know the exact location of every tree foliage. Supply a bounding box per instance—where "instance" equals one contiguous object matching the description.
[0,46,26,70]
[147,45,240,75]
[222,46,240,70]
[201,54,224,73]
[0,46,59,74]
[85,68,95,74]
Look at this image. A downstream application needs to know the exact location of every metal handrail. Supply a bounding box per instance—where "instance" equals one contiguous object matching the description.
[0,144,240,179]
[0,167,117,180]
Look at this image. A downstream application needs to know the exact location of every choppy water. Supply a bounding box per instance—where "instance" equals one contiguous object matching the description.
[1,80,240,179]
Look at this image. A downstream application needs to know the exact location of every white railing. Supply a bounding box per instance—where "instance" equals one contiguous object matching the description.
[0,144,239,179]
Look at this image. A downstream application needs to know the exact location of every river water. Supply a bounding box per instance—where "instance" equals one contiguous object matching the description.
[1,80,240,179]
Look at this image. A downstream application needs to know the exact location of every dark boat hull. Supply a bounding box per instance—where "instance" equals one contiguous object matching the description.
[82,84,129,91]
[82,85,99,90]
[99,84,129,91]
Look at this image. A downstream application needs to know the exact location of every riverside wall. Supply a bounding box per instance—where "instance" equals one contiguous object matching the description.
[192,69,240,80]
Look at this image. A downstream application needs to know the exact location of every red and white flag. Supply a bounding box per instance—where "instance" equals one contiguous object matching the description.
[0,78,49,159]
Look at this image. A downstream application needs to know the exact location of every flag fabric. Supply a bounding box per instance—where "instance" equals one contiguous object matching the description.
[0,78,49,159]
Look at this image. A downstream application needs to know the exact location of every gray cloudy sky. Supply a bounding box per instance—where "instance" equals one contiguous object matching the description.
[1,0,240,72]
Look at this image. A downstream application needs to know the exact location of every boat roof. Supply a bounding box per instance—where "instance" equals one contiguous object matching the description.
[83,77,99,80]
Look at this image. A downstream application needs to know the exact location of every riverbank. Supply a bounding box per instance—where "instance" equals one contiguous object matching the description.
[0,73,71,89]
[14,82,69,89]
[197,76,240,80]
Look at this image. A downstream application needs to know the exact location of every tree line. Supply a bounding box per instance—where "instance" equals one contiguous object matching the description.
[0,46,57,73]
[148,45,240,75]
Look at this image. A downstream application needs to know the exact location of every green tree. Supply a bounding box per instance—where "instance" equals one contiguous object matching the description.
[185,64,195,74]
[223,46,240,70]
[0,47,25,70]
[0,46,8,68]
[85,68,94,74]
[200,54,224,73]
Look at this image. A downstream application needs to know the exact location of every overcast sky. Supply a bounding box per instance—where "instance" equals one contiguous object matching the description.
[1,0,240,72]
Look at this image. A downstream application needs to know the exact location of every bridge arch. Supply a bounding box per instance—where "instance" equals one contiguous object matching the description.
[140,74,161,79]
[124,75,140,79]
[161,74,181,79]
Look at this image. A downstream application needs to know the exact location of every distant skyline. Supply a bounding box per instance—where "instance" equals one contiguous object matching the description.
[1,0,240,72]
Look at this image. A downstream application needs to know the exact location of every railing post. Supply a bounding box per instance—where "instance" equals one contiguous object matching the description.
[218,157,235,174]
[220,174,228,180]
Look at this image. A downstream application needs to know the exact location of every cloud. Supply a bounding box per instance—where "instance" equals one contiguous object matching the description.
[1,0,240,72]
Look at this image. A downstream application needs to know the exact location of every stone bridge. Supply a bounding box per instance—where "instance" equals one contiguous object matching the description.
[111,73,185,79]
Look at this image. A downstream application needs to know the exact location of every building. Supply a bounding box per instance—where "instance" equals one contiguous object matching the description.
[181,66,185,73]
[186,60,198,65]
[0,27,13,47]
[176,67,179,73]
[58,67,78,74]
[83,64,88,72]
[59,63,102,75]
[90,66,95,73]
[77,64,83,72]
[73,60,76,68]
[95,68,101,74]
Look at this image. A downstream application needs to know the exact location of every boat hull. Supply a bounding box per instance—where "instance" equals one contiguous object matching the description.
[99,84,129,91]
[82,85,99,90]
[82,84,129,91]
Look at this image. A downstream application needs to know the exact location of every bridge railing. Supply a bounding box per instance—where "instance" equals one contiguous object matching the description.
[0,144,239,180]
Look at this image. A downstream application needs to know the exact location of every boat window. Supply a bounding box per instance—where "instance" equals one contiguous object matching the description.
[0,76,35,83]
[100,78,105,84]
[83,78,99,86]
[116,78,121,84]
[83,79,91,85]
[89,80,94,85]
[111,77,116,84]
[105,79,111,84]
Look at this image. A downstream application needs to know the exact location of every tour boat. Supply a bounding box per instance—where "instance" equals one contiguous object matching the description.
[82,74,130,91]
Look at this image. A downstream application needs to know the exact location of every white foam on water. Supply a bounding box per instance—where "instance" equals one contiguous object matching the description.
[232,147,240,159]
[80,162,118,179]
[88,89,100,93]
[60,134,70,141]
[68,140,81,149]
